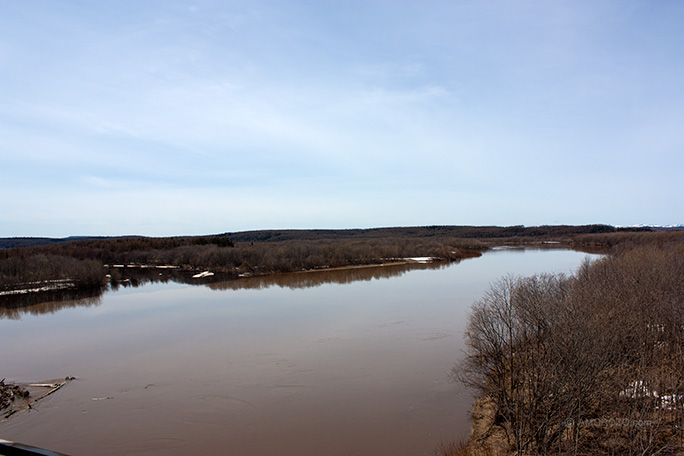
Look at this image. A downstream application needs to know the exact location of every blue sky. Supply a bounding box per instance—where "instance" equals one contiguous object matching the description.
[1,1,682,237]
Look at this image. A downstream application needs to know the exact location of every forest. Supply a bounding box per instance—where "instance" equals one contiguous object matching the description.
[456,234,684,455]
[0,224,629,295]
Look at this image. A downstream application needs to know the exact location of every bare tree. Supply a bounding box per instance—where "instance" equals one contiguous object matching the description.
[459,246,684,455]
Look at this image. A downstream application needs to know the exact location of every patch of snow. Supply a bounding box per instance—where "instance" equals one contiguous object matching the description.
[108,264,179,269]
[621,380,683,409]
[405,257,435,263]
[192,271,215,279]
[0,282,76,296]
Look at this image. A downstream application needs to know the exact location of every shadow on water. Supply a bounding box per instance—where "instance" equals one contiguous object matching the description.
[0,261,455,318]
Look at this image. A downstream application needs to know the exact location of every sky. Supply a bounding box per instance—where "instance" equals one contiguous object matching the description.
[1,1,683,237]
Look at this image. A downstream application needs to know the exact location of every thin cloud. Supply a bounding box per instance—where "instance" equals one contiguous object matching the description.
[1,1,682,236]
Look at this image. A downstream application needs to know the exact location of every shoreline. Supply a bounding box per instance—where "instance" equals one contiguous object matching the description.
[1,249,486,298]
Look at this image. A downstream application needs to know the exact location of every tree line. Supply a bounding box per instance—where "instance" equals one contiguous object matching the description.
[2,228,682,297]
[0,235,233,292]
[0,225,622,250]
[227,224,621,243]
[0,232,484,293]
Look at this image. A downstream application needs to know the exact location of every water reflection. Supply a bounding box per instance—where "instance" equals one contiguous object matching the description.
[0,261,451,318]
[0,287,104,320]
[208,261,451,291]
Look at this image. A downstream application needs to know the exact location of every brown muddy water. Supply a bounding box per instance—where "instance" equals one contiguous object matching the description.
[0,248,599,456]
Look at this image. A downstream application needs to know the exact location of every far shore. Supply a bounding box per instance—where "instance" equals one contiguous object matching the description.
[2,226,674,299]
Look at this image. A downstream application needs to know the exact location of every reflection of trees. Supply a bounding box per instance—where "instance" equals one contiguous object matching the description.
[0,261,455,318]
[107,267,234,289]
[206,261,452,291]
[0,287,104,320]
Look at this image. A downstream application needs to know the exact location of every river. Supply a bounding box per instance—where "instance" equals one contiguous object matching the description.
[0,248,599,456]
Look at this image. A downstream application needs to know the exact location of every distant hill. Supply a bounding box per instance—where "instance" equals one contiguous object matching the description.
[619,224,684,231]
[225,224,619,243]
[1,224,654,249]
[0,236,110,249]
[0,237,72,249]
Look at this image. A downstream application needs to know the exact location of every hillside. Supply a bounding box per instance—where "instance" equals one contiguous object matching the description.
[0,224,626,249]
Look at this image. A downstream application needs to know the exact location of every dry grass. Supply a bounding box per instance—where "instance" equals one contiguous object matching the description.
[433,438,470,456]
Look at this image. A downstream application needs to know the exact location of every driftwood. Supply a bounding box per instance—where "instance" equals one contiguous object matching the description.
[1,376,75,419]
[32,381,67,402]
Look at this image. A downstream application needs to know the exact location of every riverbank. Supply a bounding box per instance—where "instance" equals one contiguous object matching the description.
[4,226,681,310]
[453,239,684,455]
[2,224,644,297]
